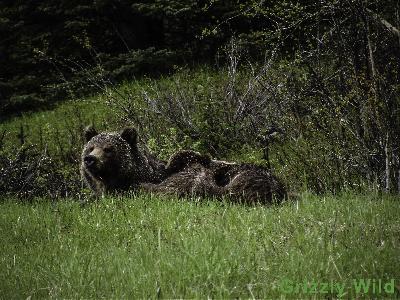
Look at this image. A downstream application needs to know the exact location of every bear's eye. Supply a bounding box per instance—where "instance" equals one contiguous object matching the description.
[103,147,113,153]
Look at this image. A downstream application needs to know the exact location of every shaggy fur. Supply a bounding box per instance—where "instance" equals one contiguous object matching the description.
[219,163,287,203]
[81,127,286,203]
[165,150,212,175]
[142,163,221,198]
[81,126,166,195]
[143,150,287,203]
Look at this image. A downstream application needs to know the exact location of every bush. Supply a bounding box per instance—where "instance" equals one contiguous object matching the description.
[0,146,82,200]
[103,38,400,194]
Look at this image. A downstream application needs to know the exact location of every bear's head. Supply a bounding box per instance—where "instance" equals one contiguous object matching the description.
[81,126,137,186]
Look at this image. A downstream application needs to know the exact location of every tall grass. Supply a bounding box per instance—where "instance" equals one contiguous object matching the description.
[1,192,399,298]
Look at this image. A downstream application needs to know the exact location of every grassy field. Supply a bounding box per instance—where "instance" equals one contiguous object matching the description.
[1,192,399,298]
[1,68,399,298]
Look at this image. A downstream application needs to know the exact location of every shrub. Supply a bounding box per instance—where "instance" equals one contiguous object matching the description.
[0,146,82,200]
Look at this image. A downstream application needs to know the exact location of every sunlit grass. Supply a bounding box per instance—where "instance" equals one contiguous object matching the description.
[0,67,222,158]
[1,68,399,298]
[1,192,399,298]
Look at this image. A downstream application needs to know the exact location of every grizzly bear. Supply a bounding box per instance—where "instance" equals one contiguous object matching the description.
[217,163,286,203]
[141,162,222,198]
[81,127,286,203]
[144,150,287,203]
[81,126,166,195]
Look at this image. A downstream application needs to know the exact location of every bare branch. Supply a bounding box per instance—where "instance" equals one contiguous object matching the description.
[366,8,400,39]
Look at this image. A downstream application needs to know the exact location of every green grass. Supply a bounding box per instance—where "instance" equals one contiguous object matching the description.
[1,68,399,298]
[0,96,113,154]
[1,192,399,298]
[0,68,224,159]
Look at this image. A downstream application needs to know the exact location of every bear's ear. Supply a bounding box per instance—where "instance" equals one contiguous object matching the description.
[120,127,137,148]
[84,126,98,142]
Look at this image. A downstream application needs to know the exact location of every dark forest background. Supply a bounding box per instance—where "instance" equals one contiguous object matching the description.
[2,0,395,116]
[1,0,400,198]
[2,0,277,115]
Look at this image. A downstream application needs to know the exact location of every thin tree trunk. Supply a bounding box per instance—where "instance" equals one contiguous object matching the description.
[364,11,391,192]
[396,152,400,194]
[398,163,400,194]
[365,18,377,79]
[385,132,391,192]
[366,8,400,40]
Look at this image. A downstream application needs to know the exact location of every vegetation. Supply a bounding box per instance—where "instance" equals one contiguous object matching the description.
[1,0,291,115]
[2,0,400,195]
[1,193,399,298]
[1,1,399,297]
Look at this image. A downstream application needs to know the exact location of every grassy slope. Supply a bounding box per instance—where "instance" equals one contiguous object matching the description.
[0,71,215,152]
[0,96,113,153]
[1,193,399,299]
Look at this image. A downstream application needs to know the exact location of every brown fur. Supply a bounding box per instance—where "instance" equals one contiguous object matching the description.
[165,150,212,175]
[81,127,286,203]
[219,163,286,203]
[143,150,287,203]
[81,126,166,195]
[142,163,221,198]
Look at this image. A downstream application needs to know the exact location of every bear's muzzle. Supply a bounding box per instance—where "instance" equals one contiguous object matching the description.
[84,155,97,167]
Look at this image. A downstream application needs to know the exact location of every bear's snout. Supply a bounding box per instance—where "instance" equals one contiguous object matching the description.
[84,155,97,167]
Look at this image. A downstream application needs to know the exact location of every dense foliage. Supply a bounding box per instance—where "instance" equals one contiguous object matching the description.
[3,0,395,116]
[1,0,400,197]
[0,0,283,116]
